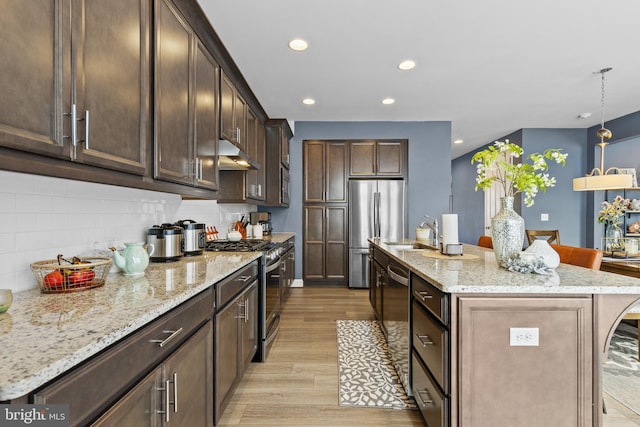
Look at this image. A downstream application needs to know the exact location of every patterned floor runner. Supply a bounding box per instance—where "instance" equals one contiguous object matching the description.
[336,320,416,409]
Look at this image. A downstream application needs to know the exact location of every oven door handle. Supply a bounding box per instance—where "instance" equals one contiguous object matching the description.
[266,259,282,273]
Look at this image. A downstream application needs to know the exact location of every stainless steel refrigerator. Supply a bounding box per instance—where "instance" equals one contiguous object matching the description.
[348,179,406,288]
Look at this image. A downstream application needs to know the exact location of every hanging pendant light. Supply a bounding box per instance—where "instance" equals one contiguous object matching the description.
[572,68,633,191]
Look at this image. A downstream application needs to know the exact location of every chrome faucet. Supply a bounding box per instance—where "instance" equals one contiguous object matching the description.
[421,215,439,248]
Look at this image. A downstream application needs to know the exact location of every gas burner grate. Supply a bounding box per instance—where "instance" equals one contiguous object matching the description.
[205,239,271,252]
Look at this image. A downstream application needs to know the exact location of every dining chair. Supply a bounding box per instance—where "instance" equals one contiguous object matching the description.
[549,244,602,270]
[526,229,560,245]
[477,235,493,249]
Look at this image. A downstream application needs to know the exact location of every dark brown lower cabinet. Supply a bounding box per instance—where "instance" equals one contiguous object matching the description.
[214,280,258,424]
[32,289,213,426]
[93,321,213,426]
[303,205,348,284]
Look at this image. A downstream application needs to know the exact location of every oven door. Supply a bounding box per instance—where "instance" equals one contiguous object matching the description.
[263,258,282,359]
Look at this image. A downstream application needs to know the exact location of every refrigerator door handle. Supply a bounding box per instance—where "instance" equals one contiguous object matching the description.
[375,192,381,237]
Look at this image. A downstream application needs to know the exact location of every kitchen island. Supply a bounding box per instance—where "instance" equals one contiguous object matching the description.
[370,238,640,427]
[0,233,294,425]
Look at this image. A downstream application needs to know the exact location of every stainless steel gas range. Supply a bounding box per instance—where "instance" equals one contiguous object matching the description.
[205,239,283,361]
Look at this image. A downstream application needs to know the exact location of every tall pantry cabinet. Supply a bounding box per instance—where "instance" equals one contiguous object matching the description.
[303,141,349,285]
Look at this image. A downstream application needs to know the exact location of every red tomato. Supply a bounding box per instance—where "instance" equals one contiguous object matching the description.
[68,269,95,286]
[43,270,64,289]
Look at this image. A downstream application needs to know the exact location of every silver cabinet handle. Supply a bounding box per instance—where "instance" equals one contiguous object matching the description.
[164,379,171,422]
[172,372,178,414]
[245,298,249,323]
[199,158,203,179]
[149,327,184,347]
[238,275,252,282]
[82,110,89,149]
[414,290,433,301]
[236,300,246,320]
[64,104,78,148]
[414,388,434,407]
[416,334,434,347]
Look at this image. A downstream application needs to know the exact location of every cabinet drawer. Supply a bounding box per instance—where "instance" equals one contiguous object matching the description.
[412,274,448,324]
[412,302,448,391]
[217,261,259,308]
[412,352,448,427]
[33,288,212,426]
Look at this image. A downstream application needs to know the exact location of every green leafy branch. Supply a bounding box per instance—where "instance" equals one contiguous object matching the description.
[471,140,567,207]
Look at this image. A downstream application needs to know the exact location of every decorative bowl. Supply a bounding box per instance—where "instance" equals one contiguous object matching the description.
[0,289,13,313]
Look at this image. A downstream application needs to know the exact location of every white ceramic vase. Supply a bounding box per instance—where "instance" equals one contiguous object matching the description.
[525,239,560,269]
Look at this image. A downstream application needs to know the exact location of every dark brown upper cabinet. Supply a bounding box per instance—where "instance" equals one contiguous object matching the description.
[349,140,407,178]
[154,0,219,190]
[0,0,149,175]
[265,119,293,206]
[304,140,348,204]
[219,71,247,152]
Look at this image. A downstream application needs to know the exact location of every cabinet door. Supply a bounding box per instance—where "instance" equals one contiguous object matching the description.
[164,321,213,427]
[240,282,258,370]
[0,0,68,158]
[304,141,325,202]
[303,206,325,279]
[235,92,247,152]
[281,130,290,169]
[325,206,348,280]
[194,40,219,190]
[458,296,593,427]
[303,206,347,281]
[73,0,148,175]
[219,71,235,143]
[153,0,193,185]
[326,142,348,202]
[377,141,405,176]
[92,366,162,427]
[214,296,240,422]
[349,141,376,176]
[245,109,261,200]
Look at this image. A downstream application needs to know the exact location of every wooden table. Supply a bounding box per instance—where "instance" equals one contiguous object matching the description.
[601,257,640,278]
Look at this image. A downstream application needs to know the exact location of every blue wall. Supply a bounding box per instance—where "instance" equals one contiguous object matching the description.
[268,121,452,279]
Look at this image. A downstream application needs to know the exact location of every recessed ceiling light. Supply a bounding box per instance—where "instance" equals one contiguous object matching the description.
[578,112,592,119]
[288,38,308,51]
[453,139,464,144]
[381,98,395,105]
[302,98,315,105]
[398,60,416,71]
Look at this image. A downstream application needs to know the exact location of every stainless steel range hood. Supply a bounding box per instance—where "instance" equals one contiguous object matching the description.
[218,139,260,170]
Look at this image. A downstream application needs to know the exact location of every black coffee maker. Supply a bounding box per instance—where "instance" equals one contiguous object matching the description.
[250,212,272,235]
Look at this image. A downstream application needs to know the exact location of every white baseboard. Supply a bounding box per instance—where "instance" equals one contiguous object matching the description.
[291,279,304,288]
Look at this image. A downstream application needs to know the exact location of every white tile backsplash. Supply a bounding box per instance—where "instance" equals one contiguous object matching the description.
[0,170,252,292]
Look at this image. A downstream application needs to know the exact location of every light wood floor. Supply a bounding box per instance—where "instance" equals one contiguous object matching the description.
[217,286,425,426]
[216,286,640,426]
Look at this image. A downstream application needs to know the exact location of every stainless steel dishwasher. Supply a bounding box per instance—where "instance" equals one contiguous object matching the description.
[382,258,410,394]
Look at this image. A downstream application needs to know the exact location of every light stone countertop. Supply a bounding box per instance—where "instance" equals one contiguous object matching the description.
[371,238,640,294]
[0,233,294,401]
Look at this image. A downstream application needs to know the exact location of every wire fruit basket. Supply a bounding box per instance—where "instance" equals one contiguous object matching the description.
[30,257,112,293]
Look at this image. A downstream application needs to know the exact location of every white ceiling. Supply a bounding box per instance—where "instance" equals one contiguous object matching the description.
[199,0,640,158]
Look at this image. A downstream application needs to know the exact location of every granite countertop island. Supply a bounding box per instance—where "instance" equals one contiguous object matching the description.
[371,238,640,294]
[0,233,294,401]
